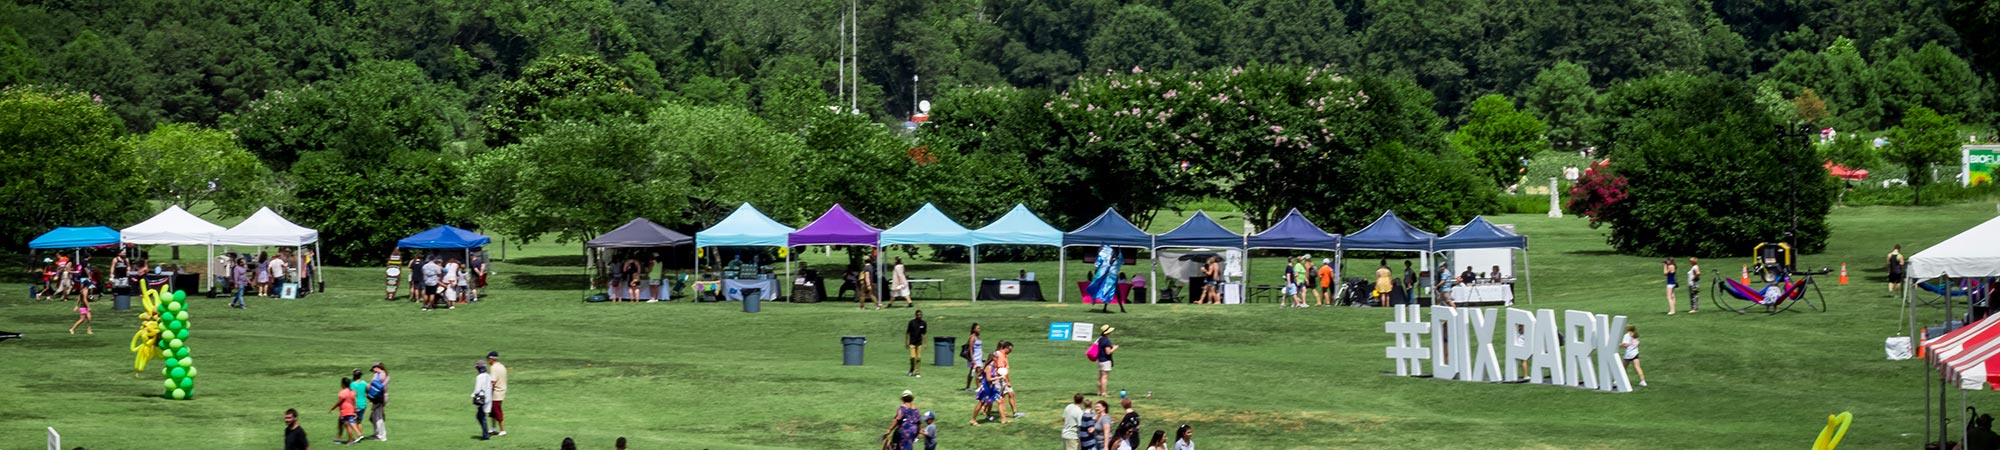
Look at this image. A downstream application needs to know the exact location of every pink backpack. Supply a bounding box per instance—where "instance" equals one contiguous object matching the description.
[1085,343,1101,361]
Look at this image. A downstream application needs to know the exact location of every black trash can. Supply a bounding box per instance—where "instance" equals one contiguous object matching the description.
[113,294,132,311]
[841,336,867,365]
[933,336,955,367]
[742,288,762,313]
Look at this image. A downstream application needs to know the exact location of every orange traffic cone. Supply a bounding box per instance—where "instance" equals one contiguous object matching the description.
[1839,263,1849,285]
[1919,329,1928,358]
[1741,264,1750,284]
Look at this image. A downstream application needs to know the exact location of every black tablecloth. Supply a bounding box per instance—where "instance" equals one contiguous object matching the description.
[976,279,1044,301]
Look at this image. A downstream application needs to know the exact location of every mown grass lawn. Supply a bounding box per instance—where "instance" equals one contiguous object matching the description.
[0,204,1993,449]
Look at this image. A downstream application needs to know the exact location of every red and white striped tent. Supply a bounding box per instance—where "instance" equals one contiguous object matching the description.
[1924,316,2000,387]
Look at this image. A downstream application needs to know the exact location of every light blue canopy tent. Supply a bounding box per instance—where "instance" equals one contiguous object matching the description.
[29,226,120,249]
[965,204,1064,302]
[696,203,796,248]
[881,203,977,298]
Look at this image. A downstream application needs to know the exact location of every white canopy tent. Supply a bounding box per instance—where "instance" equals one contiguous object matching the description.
[121,206,227,290]
[211,207,323,292]
[1907,214,2000,445]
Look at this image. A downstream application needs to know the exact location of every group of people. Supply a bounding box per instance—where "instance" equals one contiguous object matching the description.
[609,251,661,302]
[1191,256,1224,304]
[1281,256,1335,308]
[1063,395,1191,450]
[220,249,309,309]
[852,256,916,310]
[321,363,389,446]
[1660,257,1702,315]
[400,250,486,311]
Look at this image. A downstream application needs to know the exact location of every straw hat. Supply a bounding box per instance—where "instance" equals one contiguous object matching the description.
[1100,324,1116,335]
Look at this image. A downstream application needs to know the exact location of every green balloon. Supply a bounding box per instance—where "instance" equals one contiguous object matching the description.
[171,367,186,379]
[178,377,193,389]
[178,357,192,368]
[176,329,188,340]
[175,311,188,321]
[162,367,169,377]
[167,301,182,313]
[163,378,176,390]
[188,367,198,378]
[173,291,186,301]
[172,388,187,400]
[164,357,178,369]
[169,339,183,349]
[163,390,173,399]
[174,347,188,359]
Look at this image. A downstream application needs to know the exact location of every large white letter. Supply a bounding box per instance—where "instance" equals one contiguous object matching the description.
[1385,304,1431,376]
[1530,309,1566,385]
[1564,310,1600,390]
[1596,314,1633,392]
[1466,308,1502,382]
[1505,308,1535,381]
[1429,306,1460,380]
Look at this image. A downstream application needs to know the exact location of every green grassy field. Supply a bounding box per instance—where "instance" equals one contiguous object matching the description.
[2,204,1996,449]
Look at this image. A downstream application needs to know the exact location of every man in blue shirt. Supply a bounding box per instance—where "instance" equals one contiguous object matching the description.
[1096,325,1118,397]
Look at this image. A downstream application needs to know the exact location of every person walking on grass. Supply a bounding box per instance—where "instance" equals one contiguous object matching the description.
[348,370,369,442]
[1063,393,1086,450]
[969,353,1000,426]
[1663,258,1679,315]
[68,288,91,335]
[919,411,938,450]
[421,257,444,311]
[1078,399,1104,450]
[1889,244,1907,294]
[284,408,310,450]
[1281,256,1298,307]
[230,255,251,309]
[1095,325,1118,397]
[1145,430,1168,450]
[329,377,360,445]
[367,363,388,441]
[891,257,913,308]
[1686,257,1702,314]
[473,361,493,440]
[995,341,1021,422]
[906,310,927,378]
[859,258,882,310]
[1621,325,1647,387]
[962,324,983,391]
[885,390,920,450]
[486,351,509,436]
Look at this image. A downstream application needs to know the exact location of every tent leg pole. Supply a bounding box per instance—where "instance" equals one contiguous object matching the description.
[1524,249,1533,305]
[1058,248,1066,303]
[786,247,793,302]
[969,246,977,303]
[1149,251,1158,305]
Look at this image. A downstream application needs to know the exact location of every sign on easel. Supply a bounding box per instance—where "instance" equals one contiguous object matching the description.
[385,251,403,301]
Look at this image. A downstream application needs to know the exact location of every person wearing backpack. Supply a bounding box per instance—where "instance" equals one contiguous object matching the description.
[1093,325,1118,397]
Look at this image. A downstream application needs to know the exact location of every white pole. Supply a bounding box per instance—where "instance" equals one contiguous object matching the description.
[314,241,322,291]
[1548,177,1562,218]
[835,17,843,110]
[785,246,793,302]
[849,0,858,114]
[1058,247,1066,303]
[1523,248,1533,305]
[969,246,978,303]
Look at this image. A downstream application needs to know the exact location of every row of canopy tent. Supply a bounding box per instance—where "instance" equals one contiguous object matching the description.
[27,206,324,291]
[674,203,1526,303]
[1909,214,2000,444]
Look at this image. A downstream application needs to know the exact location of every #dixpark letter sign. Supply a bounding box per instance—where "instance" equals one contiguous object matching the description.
[1385,305,1633,393]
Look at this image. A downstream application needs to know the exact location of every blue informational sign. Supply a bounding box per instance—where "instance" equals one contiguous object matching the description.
[1048,322,1073,341]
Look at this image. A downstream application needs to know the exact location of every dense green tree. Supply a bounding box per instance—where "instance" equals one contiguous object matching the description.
[481,54,639,147]
[124,123,277,218]
[1523,62,1597,150]
[227,60,470,170]
[1085,5,1193,73]
[1236,0,1353,67]
[0,27,39,86]
[0,86,143,248]
[462,118,690,245]
[1876,43,1984,125]
[1590,75,1835,255]
[1453,95,1549,189]
[1886,106,1963,205]
[648,104,810,228]
[1820,131,1880,172]
[49,30,151,131]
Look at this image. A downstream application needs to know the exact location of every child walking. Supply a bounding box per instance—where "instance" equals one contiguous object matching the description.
[1621,325,1647,387]
[68,290,91,334]
[1686,258,1702,314]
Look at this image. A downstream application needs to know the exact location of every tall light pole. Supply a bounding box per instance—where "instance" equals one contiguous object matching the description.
[850,0,858,115]
[911,74,919,119]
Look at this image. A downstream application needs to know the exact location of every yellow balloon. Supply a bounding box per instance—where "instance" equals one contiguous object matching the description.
[1812,411,1853,450]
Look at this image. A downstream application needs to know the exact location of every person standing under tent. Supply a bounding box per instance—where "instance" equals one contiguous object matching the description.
[1201,256,1221,304]
[1374,260,1394,307]
[620,255,641,302]
[1281,257,1298,307]
[1402,261,1418,304]
[1663,258,1678,316]
[421,257,444,311]
[269,250,290,296]
[891,257,913,308]
[906,310,927,378]
[1888,244,1906,295]
[255,252,272,297]
[300,249,314,294]
[1317,258,1336,307]
[1293,258,1312,307]
[472,361,493,440]
[635,253,652,301]
[443,257,463,305]
[486,351,509,436]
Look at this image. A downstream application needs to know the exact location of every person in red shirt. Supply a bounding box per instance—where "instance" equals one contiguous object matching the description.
[329,377,360,445]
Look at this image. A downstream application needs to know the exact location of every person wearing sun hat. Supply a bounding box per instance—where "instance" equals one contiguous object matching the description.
[1095,324,1119,397]
[885,389,921,450]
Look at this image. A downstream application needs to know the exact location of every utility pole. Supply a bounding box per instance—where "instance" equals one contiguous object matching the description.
[850,0,858,114]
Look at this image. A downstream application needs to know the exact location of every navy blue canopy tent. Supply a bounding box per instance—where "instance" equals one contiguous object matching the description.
[1060,208,1156,303]
[1151,211,1246,304]
[1342,211,1439,302]
[1436,216,1532,304]
[1246,209,1341,251]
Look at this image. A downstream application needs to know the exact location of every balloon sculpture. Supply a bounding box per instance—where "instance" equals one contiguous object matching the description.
[1812,411,1852,450]
[130,288,198,399]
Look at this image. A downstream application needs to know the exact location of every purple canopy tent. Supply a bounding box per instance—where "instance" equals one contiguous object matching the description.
[788,204,886,300]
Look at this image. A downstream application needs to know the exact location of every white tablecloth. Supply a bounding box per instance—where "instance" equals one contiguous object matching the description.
[1455,284,1514,305]
[724,279,780,301]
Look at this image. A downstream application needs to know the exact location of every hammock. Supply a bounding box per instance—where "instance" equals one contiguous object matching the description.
[1920,281,1972,297]
[1716,277,1821,315]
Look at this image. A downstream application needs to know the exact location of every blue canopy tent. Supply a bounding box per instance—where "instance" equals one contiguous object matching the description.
[1246,209,1344,304]
[1435,216,1533,304]
[397,225,491,249]
[1342,211,1438,305]
[30,226,121,249]
[968,204,1064,302]
[694,204,798,299]
[1150,211,1246,304]
[1060,208,1156,303]
[881,203,977,298]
